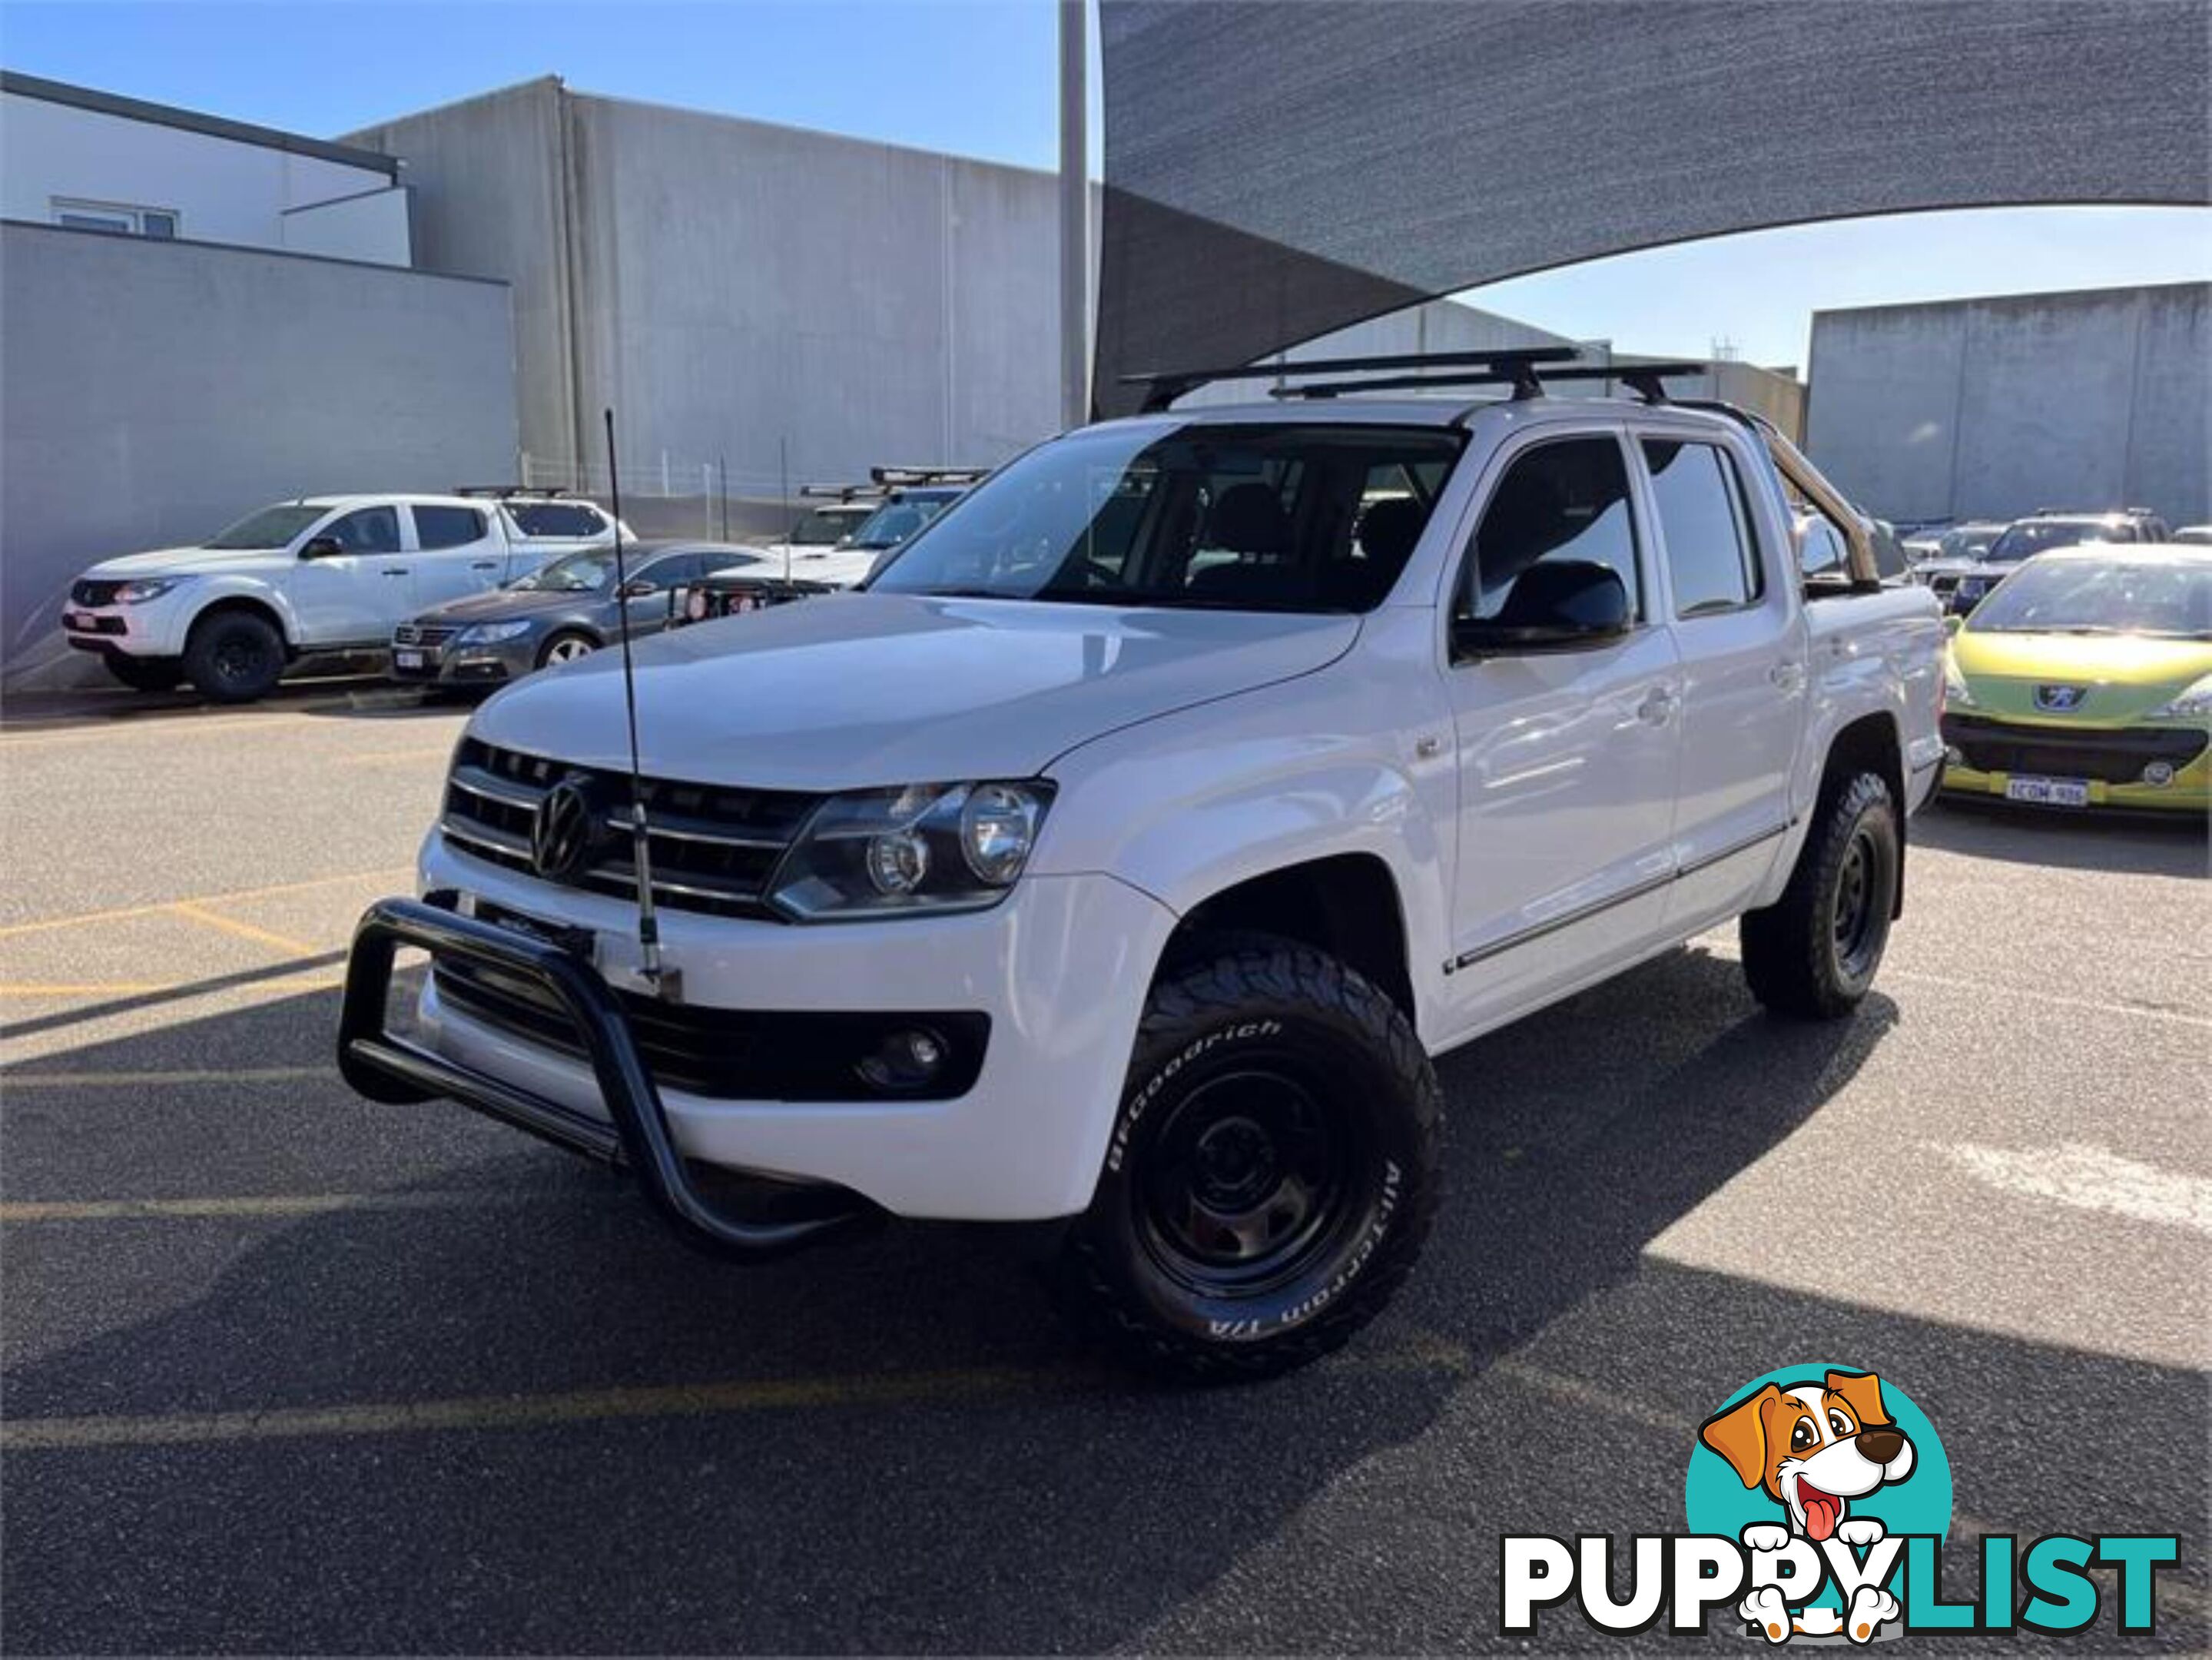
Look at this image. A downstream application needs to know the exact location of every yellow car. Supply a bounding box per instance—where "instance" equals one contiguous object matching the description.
[1941,546,2211,813]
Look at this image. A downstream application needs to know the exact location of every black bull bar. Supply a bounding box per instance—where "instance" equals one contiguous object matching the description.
[337,895,876,1257]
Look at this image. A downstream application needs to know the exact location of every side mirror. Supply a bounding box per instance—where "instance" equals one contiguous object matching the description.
[1943,613,1964,637]
[1454,560,1630,656]
[620,577,657,598]
[300,536,345,560]
[1796,519,1846,577]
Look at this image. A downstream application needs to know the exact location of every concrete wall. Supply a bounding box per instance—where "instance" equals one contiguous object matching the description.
[0,223,516,679]
[348,80,1070,502]
[1,87,408,264]
[1806,284,2210,526]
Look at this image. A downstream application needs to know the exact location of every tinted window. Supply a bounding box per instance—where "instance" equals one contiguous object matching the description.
[869,423,1463,613]
[206,504,324,549]
[698,548,761,576]
[1458,437,1640,626]
[507,502,608,538]
[322,507,401,554]
[1644,440,1763,615]
[413,505,487,549]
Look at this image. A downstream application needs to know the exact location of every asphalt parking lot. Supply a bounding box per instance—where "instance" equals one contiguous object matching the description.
[2,679,2207,1654]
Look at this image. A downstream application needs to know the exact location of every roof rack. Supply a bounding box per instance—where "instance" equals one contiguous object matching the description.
[868,465,990,486]
[455,485,579,500]
[1117,347,1725,412]
[797,482,887,502]
[1272,360,1710,404]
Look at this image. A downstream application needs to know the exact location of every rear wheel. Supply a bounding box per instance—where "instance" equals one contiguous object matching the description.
[181,610,285,704]
[1057,938,1442,1381]
[101,653,184,693]
[1740,770,1899,1019]
[538,631,597,668]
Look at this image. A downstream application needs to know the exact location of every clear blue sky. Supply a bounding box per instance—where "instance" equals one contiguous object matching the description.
[5,1,2206,369]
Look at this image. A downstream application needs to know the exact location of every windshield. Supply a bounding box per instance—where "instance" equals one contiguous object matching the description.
[788,508,859,546]
[1939,525,2000,560]
[1966,559,2210,639]
[867,423,1464,613]
[847,495,954,550]
[1987,521,2117,563]
[206,505,327,550]
[509,549,619,593]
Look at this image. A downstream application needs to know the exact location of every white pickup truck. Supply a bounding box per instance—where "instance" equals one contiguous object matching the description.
[338,364,1944,1379]
[61,491,628,702]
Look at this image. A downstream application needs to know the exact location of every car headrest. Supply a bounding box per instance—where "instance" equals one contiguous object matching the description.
[1356,497,1426,568]
[1206,482,1292,556]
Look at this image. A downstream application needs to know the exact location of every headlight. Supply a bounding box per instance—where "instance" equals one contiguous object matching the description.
[768,781,1052,921]
[1942,656,1978,710]
[114,578,184,604]
[456,621,535,645]
[2147,673,2212,721]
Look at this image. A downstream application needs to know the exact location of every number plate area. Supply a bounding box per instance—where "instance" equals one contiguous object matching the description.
[2005,775,2091,808]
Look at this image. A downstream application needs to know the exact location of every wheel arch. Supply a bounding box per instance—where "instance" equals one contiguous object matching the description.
[1159,852,1418,1030]
[1820,709,1908,918]
[186,592,297,658]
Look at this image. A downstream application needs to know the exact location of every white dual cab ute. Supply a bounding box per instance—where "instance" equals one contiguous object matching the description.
[337,348,1945,1379]
[61,490,627,702]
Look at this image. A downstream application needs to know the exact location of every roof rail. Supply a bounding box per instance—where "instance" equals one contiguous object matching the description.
[868,465,990,486]
[1120,346,1583,414]
[455,485,577,500]
[797,482,887,501]
[1275,360,1710,404]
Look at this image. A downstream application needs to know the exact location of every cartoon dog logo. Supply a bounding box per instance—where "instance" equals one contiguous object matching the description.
[1700,1370,1915,1642]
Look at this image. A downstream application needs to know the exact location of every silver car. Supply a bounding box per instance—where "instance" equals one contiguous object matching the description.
[390,541,767,688]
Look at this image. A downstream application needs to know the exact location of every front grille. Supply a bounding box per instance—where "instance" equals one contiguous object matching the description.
[439,738,821,918]
[395,622,459,648]
[1942,715,2208,785]
[432,958,987,1101]
[71,579,124,607]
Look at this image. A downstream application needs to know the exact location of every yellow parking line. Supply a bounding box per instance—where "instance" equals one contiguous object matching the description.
[0,868,408,941]
[0,975,343,999]
[2,1366,1066,1449]
[0,1190,509,1223]
[0,1065,336,1090]
[167,901,322,958]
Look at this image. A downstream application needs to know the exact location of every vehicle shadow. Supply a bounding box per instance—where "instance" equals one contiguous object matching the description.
[1918,798,2208,878]
[0,666,429,732]
[3,952,2200,1652]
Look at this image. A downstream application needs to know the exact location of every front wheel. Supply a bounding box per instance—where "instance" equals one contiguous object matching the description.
[181,611,285,704]
[1739,771,1900,1019]
[537,631,597,669]
[1057,938,1442,1381]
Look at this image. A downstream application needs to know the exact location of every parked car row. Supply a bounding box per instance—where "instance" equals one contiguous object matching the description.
[1909,505,2173,613]
[59,468,986,703]
[61,488,631,702]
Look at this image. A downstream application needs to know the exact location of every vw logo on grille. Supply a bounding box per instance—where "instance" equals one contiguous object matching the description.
[2034,683,2088,712]
[531,775,602,881]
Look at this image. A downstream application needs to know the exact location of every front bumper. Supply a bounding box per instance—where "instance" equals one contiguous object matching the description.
[61,593,193,658]
[346,833,1179,1225]
[388,634,536,686]
[1940,713,2210,812]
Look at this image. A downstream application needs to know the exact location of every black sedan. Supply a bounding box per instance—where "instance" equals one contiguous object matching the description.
[389,542,766,686]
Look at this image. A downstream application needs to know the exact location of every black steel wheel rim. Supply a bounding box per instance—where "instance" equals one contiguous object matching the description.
[1136,1064,1362,1296]
[1832,826,1882,979]
[214,632,269,687]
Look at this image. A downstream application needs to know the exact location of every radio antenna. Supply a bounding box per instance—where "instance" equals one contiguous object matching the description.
[602,408,675,998]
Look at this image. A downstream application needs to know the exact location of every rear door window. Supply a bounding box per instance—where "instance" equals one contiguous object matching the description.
[412,505,489,549]
[1643,439,1763,616]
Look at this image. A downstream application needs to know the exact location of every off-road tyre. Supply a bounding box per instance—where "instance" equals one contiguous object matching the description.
[1739,770,1899,1020]
[1057,937,1443,1382]
[181,609,285,704]
[102,653,185,693]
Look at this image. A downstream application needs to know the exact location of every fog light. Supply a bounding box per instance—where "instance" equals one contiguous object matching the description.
[857,1027,947,1092]
[2141,761,2175,787]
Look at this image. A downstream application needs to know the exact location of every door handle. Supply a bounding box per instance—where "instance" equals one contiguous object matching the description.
[1769,659,1807,692]
[1636,686,1676,725]
[380,566,409,576]
[470,559,499,571]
